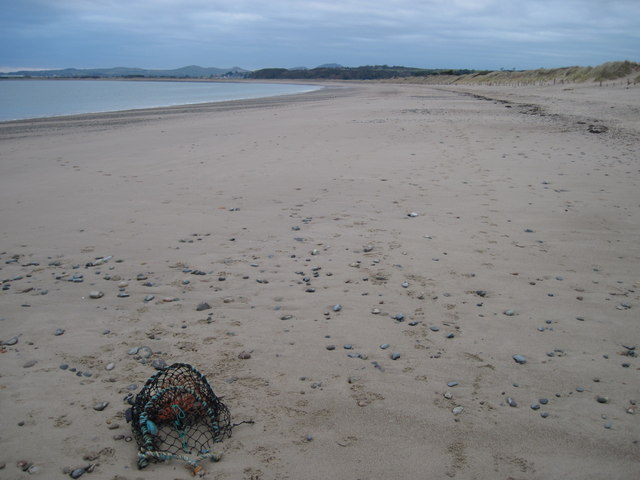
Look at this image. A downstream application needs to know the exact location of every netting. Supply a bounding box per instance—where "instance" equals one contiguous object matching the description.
[131,363,232,469]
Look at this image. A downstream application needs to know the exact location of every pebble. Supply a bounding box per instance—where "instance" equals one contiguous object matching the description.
[531,403,540,410]
[512,354,527,364]
[23,360,37,368]
[371,308,381,314]
[105,362,115,371]
[393,313,405,321]
[452,406,464,415]
[596,395,609,404]
[604,422,613,429]
[332,304,342,312]
[89,291,104,299]
[237,351,251,360]
[390,352,401,360]
[2,336,19,346]
[447,381,459,387]
[401,281,409,288]
[507,397,518,407]
[127,347,139,355]
[196,302,211,311]
[380,343,390,350]
[407,212,419,217]
[540,412,549,418]
[138,346,152,358]
[539,398,549,405]
[54,328,65,336]
[93,402,109,411]
[503,309,516,316]
[430,326,440,332]
[70,468,86,479]
[152,359,168,370]
[343,344,353,350]
[143,295,155,303]
[326,345,336,351]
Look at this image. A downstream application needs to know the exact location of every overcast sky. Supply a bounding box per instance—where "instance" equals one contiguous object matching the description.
[1,0,639,71]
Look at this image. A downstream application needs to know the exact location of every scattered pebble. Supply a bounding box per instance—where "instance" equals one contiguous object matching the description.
[196,302,211,311]
[512,354,527,364]
[452,406,464,415]
[390,352,401,360]
[93,401,109,411]
[89,291,104,299]
[507,397,518,407]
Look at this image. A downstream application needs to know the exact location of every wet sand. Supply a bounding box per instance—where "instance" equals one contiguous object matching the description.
[1,82,639,479]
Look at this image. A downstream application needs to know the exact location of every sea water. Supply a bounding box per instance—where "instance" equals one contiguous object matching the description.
[0,79,321,122]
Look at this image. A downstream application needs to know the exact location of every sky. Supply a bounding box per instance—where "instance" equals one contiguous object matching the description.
[1,0,639,72]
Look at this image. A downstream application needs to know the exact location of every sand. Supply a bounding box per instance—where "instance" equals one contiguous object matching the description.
[0,82,639,479]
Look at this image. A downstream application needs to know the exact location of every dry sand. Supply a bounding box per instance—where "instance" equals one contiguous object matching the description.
[0,82,639,479]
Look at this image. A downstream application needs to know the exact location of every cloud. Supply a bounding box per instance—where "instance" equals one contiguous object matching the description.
[1,0,639,69]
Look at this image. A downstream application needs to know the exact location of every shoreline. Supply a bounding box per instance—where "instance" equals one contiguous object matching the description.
[0,80,328,126]
[0,82,638,479]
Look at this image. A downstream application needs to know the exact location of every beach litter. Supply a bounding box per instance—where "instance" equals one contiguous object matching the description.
[130,363,233,470]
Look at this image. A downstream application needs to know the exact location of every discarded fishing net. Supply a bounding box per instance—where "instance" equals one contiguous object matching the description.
[131,363,232,469]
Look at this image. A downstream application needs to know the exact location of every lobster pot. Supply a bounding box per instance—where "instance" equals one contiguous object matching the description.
[131,363,232,468]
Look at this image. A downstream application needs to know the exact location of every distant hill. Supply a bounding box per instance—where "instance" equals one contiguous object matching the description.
[0,65,249,78]
[316,63,344,69]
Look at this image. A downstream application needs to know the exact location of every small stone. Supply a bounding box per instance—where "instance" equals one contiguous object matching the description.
[3,336,19,346]
[343,344,353,350]
[93,402,109,411]
[596,395,609,404]
[371,308,381,314]
[143,295,155,303]
[407,212,419,217]
[452,406,464,415]
[89,291,104,299]
[540,412,549,418]
[604,422,613,429]
[430,326,440,332]
[539,398,549,405]
[390,352,401,360]
[444,392,453,399]
[326,345,336,351]
[512,354,527,364]
[23,360,37,368]
[531,403,540,410]
[447,381,459,387]
[576,387,585,392]
[196,302,211,311]
[152,359,167,370]
[127,347,139,355]
[70,468,86,479]
[393,313,405,321]
[380,343,390,350]
[238,351,251,359]
[138,346,152,358]
[503,309,516,316]
[54,328,65,336]
[332,304,342,312]
[401,281,409,288]
[507,397,518,407]
[105,362,115,371]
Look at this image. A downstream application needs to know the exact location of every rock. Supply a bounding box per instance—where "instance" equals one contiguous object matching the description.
[507,397,518,407]
[70,467,86,478]
[138,346,152,358]
[371,308,381,314]
[326,345,336,351]
[105,362,115,371]
[531,403,540,410]
[596,395,609,404]
[23,360,37,368]
[238,351,251,360]
[452,406,464,415]
[380,343,390,349]
[2,336,19,346]
[332,304,342,312]
[143,295,155,303]
[503,309,516,316]
[128,347,139,355]
[393,313,405,321]
[407,212,419,217]
[390,352,401,360]
[152,359,168,370]
[447,381,459,387]
[93,402,109,411]
[89,291,104,299]
[512,354,527,364]
[430,326,440,332]
[54,328,65,336]
[196,302,211,311]
[401,281,409,288]
[539,398,549,405]
[343,344,353,350]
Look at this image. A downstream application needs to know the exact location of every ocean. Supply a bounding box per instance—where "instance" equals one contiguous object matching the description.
[0,79,321,122]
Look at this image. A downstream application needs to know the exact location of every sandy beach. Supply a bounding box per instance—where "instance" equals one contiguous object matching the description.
[1,82,639,479]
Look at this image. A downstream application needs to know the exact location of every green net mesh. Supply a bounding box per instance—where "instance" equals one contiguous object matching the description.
[131,363,232,469]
